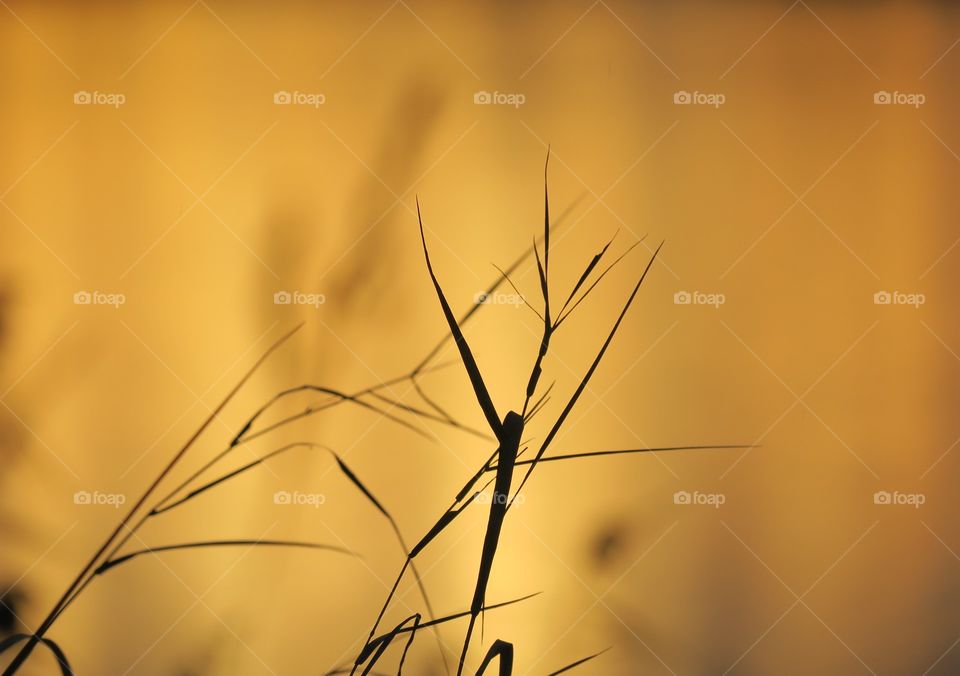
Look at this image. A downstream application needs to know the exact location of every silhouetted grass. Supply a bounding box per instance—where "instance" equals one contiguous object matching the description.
[1,156,749,676]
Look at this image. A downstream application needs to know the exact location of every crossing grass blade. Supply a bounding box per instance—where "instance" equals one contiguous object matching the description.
[512,241,664,502]
[491,263,544,323]
[411,190,585,377]
[2,157,749,676]
[364,593,539,654]
[231,384,434,447]
[356,614,420,676]
[0,635,72,676]
[490,444,756,470]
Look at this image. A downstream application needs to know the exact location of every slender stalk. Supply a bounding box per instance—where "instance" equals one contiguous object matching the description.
[2,324,303,675]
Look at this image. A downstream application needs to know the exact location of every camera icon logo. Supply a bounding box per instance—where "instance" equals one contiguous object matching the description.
[673,490,691,505]
[74,291,92,305]
[873,291,892,305]
[274,91,292,105]
[474,292,491,305]
[673,91,692,104]
[73,491,92,505]
[873,491,892,505]
[74,91,92,105]
[473,91,492,105]
[273,490,292,505]
[873,91,891,105]
[274,291,292,305]
[674,291,692,305]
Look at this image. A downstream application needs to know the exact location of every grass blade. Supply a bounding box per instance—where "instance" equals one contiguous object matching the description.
[458,412,523,675]
[0,635,72,676]
[412,192,585,376]
[357,614,420,676]
[491,263,544,323]
[330,452,449,672]
[232,384,434,447]
[475,639,513,676]
[554,238,644,329]
[95,540,356,575]
[491,444,757,470]
[555,230,618,320]
[1,324,304,676]
[546,646,611,675]
[512,242,663,501]
[417,198,503,441]
[152,442,320,515]
[365,593,539,653]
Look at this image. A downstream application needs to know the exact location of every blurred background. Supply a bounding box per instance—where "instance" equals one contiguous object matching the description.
[1,0,959,673]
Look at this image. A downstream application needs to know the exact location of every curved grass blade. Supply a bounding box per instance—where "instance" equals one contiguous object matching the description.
[356,614,420,676]
[355,475,498,675]
[94,540,356,575]
[329,453,450,673]
[152,442,321,515]
[0,635,72,676]
[365,592,540,655]
[233,360,459,449]
[232,384,433,447]
[475,639,513,676]
[366,391,491,441]
[546,646,611,675]
[491,264,544,323]
[143,438,451,674]
[1,324,304,676]
[417,199,502,441]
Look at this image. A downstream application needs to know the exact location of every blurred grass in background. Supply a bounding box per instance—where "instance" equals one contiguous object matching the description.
[1,1,959,673]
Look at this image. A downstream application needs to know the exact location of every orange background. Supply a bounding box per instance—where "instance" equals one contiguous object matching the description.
[1,1,959,674]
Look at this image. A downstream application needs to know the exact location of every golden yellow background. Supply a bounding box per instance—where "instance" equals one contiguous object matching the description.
[2,1,959,674]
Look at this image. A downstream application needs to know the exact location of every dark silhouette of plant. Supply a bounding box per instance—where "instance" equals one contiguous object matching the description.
[1,156,747,676]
